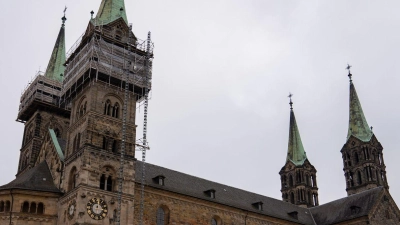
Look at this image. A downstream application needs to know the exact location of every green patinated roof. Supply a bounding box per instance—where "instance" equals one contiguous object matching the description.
[49,129,65,162]
[286,109,307,166]
[95,0,128,25]
[347,81,373,142]
[44,20,66,83]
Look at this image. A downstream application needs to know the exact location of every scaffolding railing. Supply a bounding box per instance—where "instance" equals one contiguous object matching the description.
[18,72,63,121]
[60,26,153,110]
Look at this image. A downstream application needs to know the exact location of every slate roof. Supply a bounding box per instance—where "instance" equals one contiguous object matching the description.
[309,187,383,225]
[135,161,315,224]
[0,161,61,193]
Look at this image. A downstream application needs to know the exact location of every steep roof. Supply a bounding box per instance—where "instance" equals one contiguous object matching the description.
[135,161,315,224]
[310,187,384,225]
[0,161,61,193]
[286,107,307,166]
[347,80,373,142]
[95,0,128,25]
[44,17,66,83]
[49,129,65,161]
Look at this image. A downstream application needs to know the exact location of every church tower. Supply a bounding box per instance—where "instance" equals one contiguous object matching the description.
[16,14,70,175]
[280,96,319,208]
[341,68,388,196]
[57,0,153,224]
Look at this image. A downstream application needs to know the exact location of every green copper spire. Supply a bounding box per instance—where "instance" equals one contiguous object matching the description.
[347,71,373,142]
[286,95,307,166]
[44,15,66,83]
[95,0,128,25]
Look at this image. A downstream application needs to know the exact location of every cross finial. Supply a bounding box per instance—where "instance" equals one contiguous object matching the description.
[90,10,94,19]
[62,6,67,26]
[288,92,294,110]
[346,63,352,82]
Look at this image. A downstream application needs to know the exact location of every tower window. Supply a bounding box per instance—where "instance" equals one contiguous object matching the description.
[104,100,111,116]
[0,201,4,212]
[112,140,118,153]
[107,176,113,191]
[289,175,294,187]
[112,103,120,118]
[290,192,295,204]
[100,174,106,190]
[357,171,362,185]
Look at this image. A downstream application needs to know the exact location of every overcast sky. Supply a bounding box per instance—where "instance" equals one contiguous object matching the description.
[0,0,399,206]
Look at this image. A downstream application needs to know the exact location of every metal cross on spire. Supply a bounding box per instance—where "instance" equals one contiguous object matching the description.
[288,92,294,109]
[346,63,352,82]
[62,6,67,26]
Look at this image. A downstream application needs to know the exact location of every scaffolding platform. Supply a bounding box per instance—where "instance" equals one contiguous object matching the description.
[17,72,69,122]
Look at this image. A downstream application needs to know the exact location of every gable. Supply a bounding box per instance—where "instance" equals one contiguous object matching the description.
[369,191,400,224]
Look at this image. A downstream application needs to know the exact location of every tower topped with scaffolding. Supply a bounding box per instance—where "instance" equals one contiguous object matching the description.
[10,0,154,224]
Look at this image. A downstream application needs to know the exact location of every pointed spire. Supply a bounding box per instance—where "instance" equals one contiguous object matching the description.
[95,0,128,25]
[347,69,373,142]
[286,94,307,166]
[44,11,66,83]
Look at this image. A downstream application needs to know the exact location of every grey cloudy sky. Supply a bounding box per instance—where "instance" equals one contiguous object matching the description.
[0,0,399,205]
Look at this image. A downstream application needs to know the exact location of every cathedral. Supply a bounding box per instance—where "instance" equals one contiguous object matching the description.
[0,1,399,224]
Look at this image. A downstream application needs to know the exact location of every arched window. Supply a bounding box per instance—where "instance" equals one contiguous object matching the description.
[37,203,44,214]
[0,201,4,212]
[305,174,310,186]
[30,202,37,213]
[112,103,120,118]
[211,218,217,225]
[103,137,108,150]
[156,207,165,225]
[76,133,81,151]
[289,175,293,187]
[357,171,362,185]
[99,167,115,192]
[100,174,106,190]
[112,140,118,153]
[22,201,29,212]
[308,191,312,206]
[5,201,10,212]
[69,167,77,191]
[310,175,314,187]
[290,192,295,204]
[355,152,359,164]
[104,100,111,116]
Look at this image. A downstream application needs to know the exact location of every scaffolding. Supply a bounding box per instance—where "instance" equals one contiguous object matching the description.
[60,20,153,108]
[17,71,64,122]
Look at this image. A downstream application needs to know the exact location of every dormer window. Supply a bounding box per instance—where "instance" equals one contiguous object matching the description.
[288,211,298,219]
[204,189,216,199]
[252,201,263,211]
[153,175,165,186]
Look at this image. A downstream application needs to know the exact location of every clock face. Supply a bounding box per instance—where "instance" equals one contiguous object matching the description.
[87,198,108,220]
[68,201,76,219]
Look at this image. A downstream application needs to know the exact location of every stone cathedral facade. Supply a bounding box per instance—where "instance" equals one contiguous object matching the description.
[0,1,399,225]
